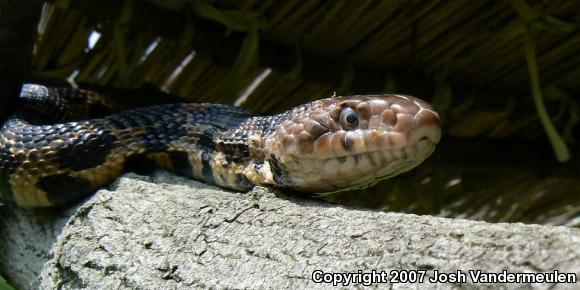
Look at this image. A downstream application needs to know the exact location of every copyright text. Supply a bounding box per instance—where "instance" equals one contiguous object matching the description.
[311,269,577,286]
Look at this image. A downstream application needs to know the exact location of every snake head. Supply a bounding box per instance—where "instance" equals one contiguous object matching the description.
[263,94,441,193]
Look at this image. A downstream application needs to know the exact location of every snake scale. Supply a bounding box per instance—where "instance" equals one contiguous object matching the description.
[0,84,441,208]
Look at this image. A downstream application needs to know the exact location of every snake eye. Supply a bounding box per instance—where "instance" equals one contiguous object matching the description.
[339,107,358,130]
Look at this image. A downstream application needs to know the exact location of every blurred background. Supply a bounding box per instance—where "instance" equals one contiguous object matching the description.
[21,0,580,226]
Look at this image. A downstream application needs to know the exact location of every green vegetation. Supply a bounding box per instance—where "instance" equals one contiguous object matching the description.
[0,275,15,290]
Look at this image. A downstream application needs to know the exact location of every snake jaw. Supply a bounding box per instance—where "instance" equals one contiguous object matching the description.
[264,94,441,193]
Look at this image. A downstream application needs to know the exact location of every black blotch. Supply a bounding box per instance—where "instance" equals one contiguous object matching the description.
[125,154,157,175]
[169,151,193,177]
[236,174,252,188]
[0,145,19,175]
[201,150,214,184]
[55,130,117,171]
[219,142,250,163]
[268,156,287,185]
[198,128,217,151]
[37,174,93,206]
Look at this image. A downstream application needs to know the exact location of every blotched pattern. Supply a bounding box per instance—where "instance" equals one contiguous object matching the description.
[0,85,441,208]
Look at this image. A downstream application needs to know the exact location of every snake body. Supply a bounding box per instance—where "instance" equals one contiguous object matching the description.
[0,84,441,208]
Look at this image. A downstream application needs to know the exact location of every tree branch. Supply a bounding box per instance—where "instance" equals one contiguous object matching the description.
[1,171,578,289]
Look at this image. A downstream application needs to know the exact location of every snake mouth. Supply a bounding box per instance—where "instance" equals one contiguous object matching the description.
[284,137,437,193]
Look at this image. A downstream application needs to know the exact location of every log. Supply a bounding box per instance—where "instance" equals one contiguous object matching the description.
[0,171,578,289]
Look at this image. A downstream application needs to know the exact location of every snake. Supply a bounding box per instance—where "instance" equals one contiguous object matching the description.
[0,84,441,208]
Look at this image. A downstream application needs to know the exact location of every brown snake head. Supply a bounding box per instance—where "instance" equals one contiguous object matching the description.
[261,94,441,193]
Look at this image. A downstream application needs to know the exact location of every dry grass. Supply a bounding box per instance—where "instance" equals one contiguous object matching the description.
[31,0,580,225]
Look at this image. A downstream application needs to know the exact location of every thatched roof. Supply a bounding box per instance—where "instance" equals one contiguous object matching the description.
[24,0,580,225]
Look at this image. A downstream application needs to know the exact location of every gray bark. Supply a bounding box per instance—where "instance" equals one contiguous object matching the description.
[0,171,579,289]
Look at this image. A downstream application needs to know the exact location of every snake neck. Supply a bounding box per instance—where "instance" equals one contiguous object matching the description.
[0,102,269,207]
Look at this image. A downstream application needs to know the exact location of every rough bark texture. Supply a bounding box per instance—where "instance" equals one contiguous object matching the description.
[0,171,579,289]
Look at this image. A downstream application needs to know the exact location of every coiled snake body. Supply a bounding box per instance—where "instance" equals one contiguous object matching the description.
[0,85,441,208]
